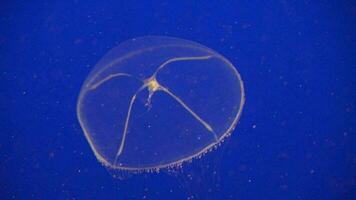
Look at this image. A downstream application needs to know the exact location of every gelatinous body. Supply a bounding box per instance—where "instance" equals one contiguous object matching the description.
[77,36,245,172]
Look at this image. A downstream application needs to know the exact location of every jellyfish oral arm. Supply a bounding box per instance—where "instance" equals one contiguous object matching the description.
[150,55,218,141]
[114,85,146,164]
[88,73,142,90]
[153,55,213,76]
[159,86,218,141]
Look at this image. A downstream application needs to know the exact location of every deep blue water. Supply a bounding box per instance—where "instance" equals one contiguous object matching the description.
[1,1,355,200]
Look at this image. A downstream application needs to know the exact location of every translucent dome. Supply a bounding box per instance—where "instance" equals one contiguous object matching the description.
[77,36,245,172]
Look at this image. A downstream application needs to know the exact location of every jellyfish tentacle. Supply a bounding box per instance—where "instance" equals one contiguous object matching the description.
[153,55,213,76]
[114,85,147,164]
[88,73,143,90]
[159,86,218,141]
[145,90,154,109]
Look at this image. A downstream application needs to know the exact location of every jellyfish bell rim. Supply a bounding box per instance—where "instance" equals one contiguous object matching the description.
[76,36,245,173]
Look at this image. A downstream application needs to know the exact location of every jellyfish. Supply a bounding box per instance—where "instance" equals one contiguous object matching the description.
[76,36,245,173]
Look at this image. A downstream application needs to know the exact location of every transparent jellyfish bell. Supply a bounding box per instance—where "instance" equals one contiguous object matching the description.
[77,36,245,172]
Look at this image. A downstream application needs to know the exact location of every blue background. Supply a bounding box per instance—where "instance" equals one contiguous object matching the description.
[1,1,355,199]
